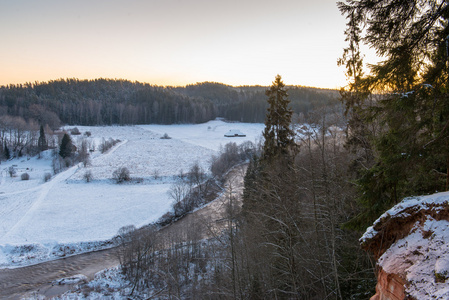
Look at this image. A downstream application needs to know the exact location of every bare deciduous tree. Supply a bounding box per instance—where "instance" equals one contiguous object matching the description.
[168,179,191,217]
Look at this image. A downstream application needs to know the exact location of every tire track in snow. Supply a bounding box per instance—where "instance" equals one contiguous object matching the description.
[0,185,41,197]
[1,141,128,242]
[1,163,81,241]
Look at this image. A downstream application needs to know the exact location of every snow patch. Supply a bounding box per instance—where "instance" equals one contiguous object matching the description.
[55,267,131,299]
[0,120,264,268]
[360,191,449,244]
[53,274,88,285]
[363,192,449,299]
[378,217,449,299]
[0,240,114,268]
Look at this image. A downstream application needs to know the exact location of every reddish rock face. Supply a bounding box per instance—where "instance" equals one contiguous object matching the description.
[370,268,407,300]
[361,192,449,300]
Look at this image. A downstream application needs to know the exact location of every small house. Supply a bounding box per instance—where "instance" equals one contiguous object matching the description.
[224,129,246,137]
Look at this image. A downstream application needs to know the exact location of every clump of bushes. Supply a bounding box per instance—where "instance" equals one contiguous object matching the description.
[21,173,30,180]
[210,141,258,178]
[113,167,130,183]
[99,138,121,153]
[159,162,221,226]
[70,127,81,135]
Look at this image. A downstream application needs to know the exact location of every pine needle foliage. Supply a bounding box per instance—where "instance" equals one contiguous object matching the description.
[38,125,48,152]
[339,0,449,228]
[262,74,296,161]
[59,133,73,159]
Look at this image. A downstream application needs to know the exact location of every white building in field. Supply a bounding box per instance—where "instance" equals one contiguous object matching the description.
[224,129,246,137]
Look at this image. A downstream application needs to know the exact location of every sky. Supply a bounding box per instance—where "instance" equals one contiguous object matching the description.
[0,0,374,89]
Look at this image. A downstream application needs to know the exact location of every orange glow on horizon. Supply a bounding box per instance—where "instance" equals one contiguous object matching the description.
[0,0,376,91]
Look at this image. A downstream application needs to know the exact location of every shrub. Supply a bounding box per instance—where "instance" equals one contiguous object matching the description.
[43,173,52,182]
[160,133,171,139]
[8,166,16,177]
[83,170,93,182]
[63,157,72,168]
[210,141,257,178]
[4,145,10,160]
[157,211,175,226]
[77,139,91,167]
[113,167,130,183]
[84,131,92,137]
[70,127,81,135]
[21,173,30,180]
[133,177,144,183]
[116,225,136,244]
[100,138,120,153]
[153,169,160,180]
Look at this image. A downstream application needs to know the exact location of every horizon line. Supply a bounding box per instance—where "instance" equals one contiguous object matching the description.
[0,77,343,91]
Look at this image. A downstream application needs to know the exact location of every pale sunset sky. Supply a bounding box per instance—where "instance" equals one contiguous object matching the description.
[0,0,374,89]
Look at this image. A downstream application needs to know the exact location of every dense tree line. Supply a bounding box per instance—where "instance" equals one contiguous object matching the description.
[174,81,340,123]
[239,76,373,299]
[0,79,338,127]
[0,115,56,159]
[0,79,215,126]
[114,76,373,299]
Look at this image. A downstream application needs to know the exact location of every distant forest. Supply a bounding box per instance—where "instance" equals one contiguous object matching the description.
[0,78,339,127]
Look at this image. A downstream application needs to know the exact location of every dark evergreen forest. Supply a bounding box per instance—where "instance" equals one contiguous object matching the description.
[0,79,338,127]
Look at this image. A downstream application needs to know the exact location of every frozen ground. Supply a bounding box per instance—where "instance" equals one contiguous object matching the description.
[0,119,264,267]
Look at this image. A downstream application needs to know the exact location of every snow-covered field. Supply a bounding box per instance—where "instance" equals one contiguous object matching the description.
[0,119,264,267]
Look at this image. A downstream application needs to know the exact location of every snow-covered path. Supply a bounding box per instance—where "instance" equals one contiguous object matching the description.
[1,163,81,242]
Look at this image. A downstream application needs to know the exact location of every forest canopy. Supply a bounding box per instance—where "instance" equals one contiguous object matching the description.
[0,78,339,126]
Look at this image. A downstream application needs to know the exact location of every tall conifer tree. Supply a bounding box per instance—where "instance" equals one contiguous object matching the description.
[59,133,73,159]
[4,145,10,160]
[38,125,47,152]
[339,0,449,225]
[262,74,295,160]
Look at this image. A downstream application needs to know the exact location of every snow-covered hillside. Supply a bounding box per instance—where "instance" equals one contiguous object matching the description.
[0,120,264,267]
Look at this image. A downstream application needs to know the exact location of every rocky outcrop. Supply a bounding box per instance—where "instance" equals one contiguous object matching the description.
[370,268,406,300]
[361,192,449,300]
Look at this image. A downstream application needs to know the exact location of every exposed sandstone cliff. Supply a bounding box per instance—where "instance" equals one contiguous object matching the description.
[361,192,449,300]
[370,268,406,300]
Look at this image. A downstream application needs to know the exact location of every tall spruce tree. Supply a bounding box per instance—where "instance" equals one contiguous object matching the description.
[244,74,296,213]
[38,125,47,152]
[262,74,296,160]
[59,133,73,159]
[241,75,303,297]
[4,144,10,160]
